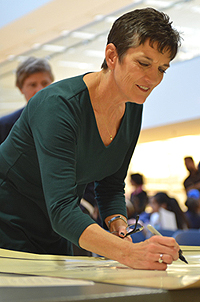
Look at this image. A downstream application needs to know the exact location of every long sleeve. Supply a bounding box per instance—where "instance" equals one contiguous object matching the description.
[28,93,96,246]
[0,74,143,254]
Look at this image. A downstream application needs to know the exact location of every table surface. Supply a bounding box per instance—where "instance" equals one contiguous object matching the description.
[1,274,200,302]
[0,247,200,302]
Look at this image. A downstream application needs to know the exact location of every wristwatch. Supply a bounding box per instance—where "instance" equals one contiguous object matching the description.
[108,215,128,230]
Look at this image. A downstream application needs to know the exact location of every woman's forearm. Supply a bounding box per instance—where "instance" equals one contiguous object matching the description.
[79,223,131,262]
[79,223,180,270]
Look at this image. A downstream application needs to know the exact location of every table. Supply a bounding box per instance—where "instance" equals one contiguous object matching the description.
[0,247,200,302]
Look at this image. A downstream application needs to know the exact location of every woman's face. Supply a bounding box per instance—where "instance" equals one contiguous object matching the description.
[112,39,171,104]
[149,197,160,213]
[20,72,53,102]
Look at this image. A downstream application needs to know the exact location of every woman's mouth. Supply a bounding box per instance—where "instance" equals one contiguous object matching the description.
[137,84,150,92]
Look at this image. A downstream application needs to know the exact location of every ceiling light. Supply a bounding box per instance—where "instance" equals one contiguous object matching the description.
[71,31,95,40]
[58,60,94,70]
[145,0,172,7]
[84,50,104,58]
[42,44,66,52]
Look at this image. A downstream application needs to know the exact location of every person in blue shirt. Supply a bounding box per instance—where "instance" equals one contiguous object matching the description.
[185,189,200,229]
[0,57,54,144]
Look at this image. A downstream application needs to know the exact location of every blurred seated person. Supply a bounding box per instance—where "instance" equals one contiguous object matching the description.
[149,192,188,232]
[126,173,148,219]
[73,182,102,256]
[80,182,102,226]
[185,193,200,229]
[183,156,200,193]
[0,57,54,144]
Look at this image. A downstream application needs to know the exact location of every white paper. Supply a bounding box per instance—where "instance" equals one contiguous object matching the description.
[0,275,94,287]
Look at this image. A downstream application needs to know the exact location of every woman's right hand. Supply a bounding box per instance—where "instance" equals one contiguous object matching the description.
[120,235,179,270]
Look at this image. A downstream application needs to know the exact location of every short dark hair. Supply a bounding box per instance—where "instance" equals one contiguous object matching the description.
[101,7,181,69]
[184,156,194,162]
[16,57,54,89]
[130,173,144,185]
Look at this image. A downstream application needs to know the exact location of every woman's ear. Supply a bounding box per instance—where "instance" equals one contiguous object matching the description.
[19,87,24,95]
[105,43,118,70]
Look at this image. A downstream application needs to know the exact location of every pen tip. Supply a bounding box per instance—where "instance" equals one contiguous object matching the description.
[178,249,188,264]
[179,254,188,264]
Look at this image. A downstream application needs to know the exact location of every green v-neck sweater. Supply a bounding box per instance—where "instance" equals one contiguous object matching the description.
[0,74,143,255]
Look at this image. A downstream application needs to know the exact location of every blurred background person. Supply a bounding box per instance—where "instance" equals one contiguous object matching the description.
[126,173,149,219]
[184,188,200,229]
[80,182,102,226]
[0,57,54,144]
[183,156,200,193]
[149,192,189,232]
[74,182,102,256]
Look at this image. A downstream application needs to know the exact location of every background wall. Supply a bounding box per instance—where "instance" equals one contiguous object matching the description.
[0,0,51,28]
[142,56,200,129]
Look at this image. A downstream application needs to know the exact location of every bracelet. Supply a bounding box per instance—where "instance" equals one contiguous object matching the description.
[108,215,128,230]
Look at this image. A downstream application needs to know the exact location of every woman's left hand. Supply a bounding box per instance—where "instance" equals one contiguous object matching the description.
[111,225,133,242]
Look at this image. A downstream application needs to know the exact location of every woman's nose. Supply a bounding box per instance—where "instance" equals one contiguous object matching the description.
[145,68,162,85]
[35,84,44,93]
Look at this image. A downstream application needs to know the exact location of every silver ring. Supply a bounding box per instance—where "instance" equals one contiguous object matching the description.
[158,254,163,263]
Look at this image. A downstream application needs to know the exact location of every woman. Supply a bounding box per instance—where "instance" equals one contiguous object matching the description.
[149,192,189,231]
[0,8,181,270]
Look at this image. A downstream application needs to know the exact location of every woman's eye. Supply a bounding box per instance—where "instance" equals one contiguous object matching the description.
[158,68,166,74]
[29,83,37,88]
[138,61,149,67]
